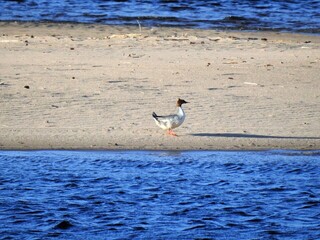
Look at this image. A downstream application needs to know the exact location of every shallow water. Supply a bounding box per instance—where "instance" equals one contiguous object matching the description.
[1,0,320,34]
[0,150,319,239]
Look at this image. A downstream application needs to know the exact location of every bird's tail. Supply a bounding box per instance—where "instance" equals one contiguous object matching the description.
[152,112,158,120]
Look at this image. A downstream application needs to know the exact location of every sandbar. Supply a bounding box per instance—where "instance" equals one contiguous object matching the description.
[0,22,319,150]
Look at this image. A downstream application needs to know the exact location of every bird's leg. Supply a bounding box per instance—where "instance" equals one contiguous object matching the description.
[167,129,178,136]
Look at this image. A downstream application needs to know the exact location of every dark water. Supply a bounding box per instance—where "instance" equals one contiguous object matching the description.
[1,0,320,34]
[0,150,319,239]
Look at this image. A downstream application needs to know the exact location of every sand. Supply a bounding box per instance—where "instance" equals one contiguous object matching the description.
[0,21,319,150]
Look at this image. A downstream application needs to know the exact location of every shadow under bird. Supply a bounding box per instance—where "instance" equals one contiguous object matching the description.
[152,98,189,136]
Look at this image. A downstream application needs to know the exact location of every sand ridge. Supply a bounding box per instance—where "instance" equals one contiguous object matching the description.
[0,22,319,150]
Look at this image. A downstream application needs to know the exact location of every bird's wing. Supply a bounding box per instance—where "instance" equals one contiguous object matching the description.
[153,112,176,120]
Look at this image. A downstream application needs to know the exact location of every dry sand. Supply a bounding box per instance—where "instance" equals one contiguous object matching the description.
[0,21,319,150]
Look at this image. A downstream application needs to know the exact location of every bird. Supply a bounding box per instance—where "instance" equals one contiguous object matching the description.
[152,98,189,136]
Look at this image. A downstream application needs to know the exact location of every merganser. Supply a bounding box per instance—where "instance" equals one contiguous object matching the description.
[152,98,189,136]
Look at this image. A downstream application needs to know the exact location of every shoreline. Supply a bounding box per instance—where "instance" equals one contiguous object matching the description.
[1,22,319,150]
[1,127,319,150]
[2,21,320,40]
[1,148,320,153]
[2,20,320,37]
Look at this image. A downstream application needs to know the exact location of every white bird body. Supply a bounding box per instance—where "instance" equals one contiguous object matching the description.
[152,98,188,136]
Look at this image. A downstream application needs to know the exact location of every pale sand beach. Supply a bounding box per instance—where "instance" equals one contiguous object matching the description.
[0,22,319,150]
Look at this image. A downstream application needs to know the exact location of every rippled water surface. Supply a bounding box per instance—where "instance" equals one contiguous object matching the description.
[1,0,320,33]
[0,150,319,239]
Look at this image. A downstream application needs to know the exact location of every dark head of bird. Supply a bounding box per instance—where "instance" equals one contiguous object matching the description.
[176,98,189,107]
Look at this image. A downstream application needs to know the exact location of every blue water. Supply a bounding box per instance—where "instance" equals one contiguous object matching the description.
[1,0,320,34]
[0,150,319,239]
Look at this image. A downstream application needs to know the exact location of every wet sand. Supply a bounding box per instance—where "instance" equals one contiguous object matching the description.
[0,22,319,150]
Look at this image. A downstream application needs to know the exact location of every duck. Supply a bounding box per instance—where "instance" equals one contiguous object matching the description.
[152,98,189,136]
